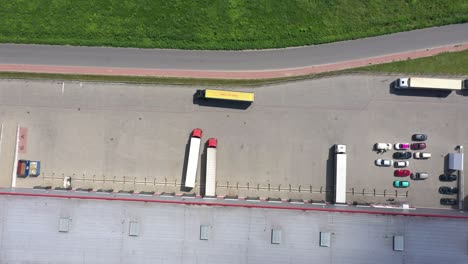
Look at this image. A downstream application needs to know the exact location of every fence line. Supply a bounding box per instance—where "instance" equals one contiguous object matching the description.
[39,173,409,198]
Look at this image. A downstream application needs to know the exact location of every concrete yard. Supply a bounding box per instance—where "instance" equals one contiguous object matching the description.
[0,75,467,209]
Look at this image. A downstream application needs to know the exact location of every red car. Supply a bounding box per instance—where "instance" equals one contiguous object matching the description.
[411,143,426,150]
[394,169,411,177]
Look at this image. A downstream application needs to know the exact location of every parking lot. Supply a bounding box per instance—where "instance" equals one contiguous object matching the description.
[0,75,467,209]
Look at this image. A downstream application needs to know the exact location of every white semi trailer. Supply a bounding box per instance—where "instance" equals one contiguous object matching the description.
[334,144,347,204]
[185,128,203,188]
[395,77,466,90]
[205,138,218,197]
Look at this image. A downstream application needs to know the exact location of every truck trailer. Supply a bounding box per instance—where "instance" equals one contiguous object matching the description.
[334,144,347,204]
[196,89,255,102]
[395,77,466,90]
[17,160,41,177]
[185,128,203,188]
[205,138,218,197]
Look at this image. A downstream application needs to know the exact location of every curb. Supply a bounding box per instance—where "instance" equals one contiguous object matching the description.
[1,190,467,219]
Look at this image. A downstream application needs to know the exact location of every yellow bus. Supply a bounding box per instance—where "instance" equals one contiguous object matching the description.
[197,89,254,102]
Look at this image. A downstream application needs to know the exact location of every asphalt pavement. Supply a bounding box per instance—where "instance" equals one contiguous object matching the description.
[0,24,467,71]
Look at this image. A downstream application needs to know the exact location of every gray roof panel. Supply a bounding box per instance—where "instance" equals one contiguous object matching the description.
[0,196,467,264]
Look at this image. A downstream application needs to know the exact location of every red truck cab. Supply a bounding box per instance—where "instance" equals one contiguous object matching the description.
[208,138,218,148]
[192,128,203,138]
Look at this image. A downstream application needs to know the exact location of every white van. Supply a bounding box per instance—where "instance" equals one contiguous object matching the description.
[414,152,431,159]
[375,143,392,152]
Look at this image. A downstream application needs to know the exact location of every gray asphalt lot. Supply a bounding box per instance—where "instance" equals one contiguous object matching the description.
[1,75,467,208]
[0,24,467,70]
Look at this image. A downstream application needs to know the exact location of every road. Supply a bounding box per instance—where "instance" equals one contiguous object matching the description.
[1,76,467,209]
[0,24,467,75]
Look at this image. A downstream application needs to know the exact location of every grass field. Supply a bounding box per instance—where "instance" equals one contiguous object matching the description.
[0,0,467,50]
[358,49,468,75]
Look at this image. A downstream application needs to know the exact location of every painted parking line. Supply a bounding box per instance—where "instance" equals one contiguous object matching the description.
[18,127,28,154]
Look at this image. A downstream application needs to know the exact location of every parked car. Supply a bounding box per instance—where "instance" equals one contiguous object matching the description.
[440,198,457,206]
[375,159,393,167]
[439,186,458,195]
[411,172,428,180]
[412,134,427,141]
[375,143,392,152]
[439,174,457,182]
[393,152,412,159]
[411,143,426,150]
[393,180,410,188]
[394,143,410,150]
[394,161,409,168]
[394,170,411,177]
[414,152,431,159]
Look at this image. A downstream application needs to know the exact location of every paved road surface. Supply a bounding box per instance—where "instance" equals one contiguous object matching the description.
[0,23,467,71]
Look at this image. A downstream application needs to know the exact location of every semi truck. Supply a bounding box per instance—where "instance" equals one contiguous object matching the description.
[196,89,255,102]
[205,138,218,197]
[395,77,467,90]
[334,144,347,204]
[185,128,203,188]
[17,160,41,177]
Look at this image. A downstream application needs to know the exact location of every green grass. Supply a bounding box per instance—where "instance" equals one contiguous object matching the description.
[0,0,467,50]
[0,72,295,86]
[357,49,468,75]
[0,69,355,86]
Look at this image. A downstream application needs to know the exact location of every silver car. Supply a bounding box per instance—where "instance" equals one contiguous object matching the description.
[411,172,428,180]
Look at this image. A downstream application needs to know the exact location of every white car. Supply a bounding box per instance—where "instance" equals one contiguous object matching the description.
[375,143,392,152]
[375,159,393,167]
[394,161,409,168]
[414,152,431,159]
[394,143,410,150]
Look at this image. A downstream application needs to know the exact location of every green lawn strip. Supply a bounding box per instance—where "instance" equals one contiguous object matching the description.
[0,72,263,86]
[0,0,466,50]
[0,70,354,87]
[0,72,287,86]
[356,50,468,75]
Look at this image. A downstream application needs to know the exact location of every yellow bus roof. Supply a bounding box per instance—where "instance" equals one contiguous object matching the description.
[205,89,254,102]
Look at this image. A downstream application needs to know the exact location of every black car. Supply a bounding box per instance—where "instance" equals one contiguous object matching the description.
[439,174,457,182]
[393,152,412,159]
[412,134,427,141]
[440,198,457,206]
[439,186,458,195]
